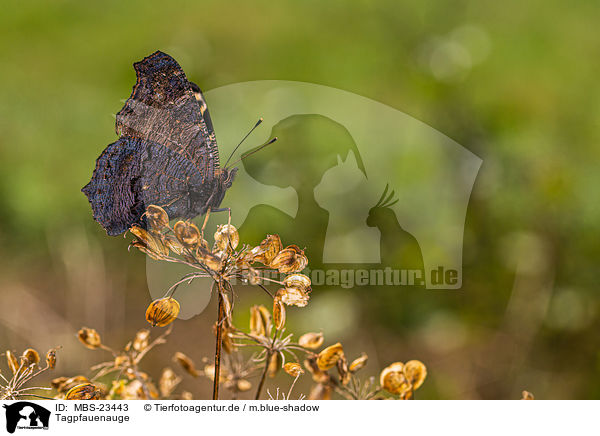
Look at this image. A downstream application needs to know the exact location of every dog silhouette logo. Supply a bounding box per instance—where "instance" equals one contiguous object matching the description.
[3,402,50,433]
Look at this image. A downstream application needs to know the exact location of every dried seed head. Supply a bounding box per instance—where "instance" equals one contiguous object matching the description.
[236,379,252,392]
[133,329,151,352]
[337,356,351,385]
[197,249,224,272]
[521,390,535,400]
[267,352,282,378]
[45,348,57,369]
[204,364,228,382]
[304,357,329,384]
[276,287,310,307]
[250,305,266,336]
[273,297,286,330]
[299,332,324,349]
[145,297,180,327]
[249,305,271,336]
[145,205,169,232]
[159,367,181,398]
[270,245,308,273]
[317,343,344,371]
[283,273,311,292]
[129,239,166,260]
[349,353,368,372]
[173,352,200,377]
[252,234,283,265]
[21,348,40,366]
[403,360,427,390]
[129,226,169,258]
[214,224,239,251]
[65,383,103,400]
[164,235,186,256]
[284,362,304,377]
[77,327,102,349]
[51,376,68,390]
[222,328,236,354]
[380,362,411,395]
[53,375,89,393]
[173,220,202,248]
[114,355,129,367]
[6,350,19,374]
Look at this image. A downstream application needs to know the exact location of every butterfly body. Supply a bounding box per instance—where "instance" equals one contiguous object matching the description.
[82,51,236,235]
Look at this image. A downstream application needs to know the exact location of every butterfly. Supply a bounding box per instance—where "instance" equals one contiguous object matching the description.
[82,51,237,236]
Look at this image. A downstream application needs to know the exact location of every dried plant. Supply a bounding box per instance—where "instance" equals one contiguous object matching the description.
[128,205,310,399]
[0,347,59,400]
[55,326,176,400]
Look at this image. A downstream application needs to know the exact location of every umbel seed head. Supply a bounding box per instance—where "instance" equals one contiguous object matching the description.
[146,297,180,327]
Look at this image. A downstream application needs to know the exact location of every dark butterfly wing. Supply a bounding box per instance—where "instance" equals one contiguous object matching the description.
[82,137,145,236]
[115,51,219,184]
[190,81,220,168]
[83,51,224,235]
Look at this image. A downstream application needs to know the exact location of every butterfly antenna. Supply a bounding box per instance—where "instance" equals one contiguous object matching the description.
[224,118,263,169]
[226,137,278,168]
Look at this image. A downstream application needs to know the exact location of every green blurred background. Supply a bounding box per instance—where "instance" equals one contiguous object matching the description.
[1,0,599,399]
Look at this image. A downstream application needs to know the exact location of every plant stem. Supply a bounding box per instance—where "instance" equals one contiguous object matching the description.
[254,350,272,400]
[213,283,225,400]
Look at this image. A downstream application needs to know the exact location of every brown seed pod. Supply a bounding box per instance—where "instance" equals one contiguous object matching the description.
[249,305,267,337]
[145,297,180,327]
[6,351,19,374]
[53,376,89,393]
[164,235,186,256]
[21,348,40,366]
[267,352,282,378]
[316,343,344,371]
[251,234,283,266]
[196,249,224,272]
[299,332,324,349]
[283,273,311,291]
[273,297,286,330]
[45,348,57,369]
[337,355,351,385]
[173,220,202,248]
[132,329,151,352]
[203,364,228,382]
[144,205,170,232]
[349,353,368,372]
[214,224,239,251]
[380,362,411,395]
[77,327,102,349]
[275,287,310,307]
[521,390,535,400]
[236,379,252,392]
[403,360,427,390]
[159,367,181,398]
[270,245,308,273]
[284,362,304,377]
[129,226,169,258]
[65,383,102,400]
[304,357,329,384]
[173,352,200,377]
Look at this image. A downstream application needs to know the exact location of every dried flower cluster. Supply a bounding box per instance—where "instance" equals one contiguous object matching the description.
[55,325,190,400]
[1,347,59,400]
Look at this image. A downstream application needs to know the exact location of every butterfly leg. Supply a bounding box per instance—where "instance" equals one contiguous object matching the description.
[200,207,211,239]
[208,207,232,225]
